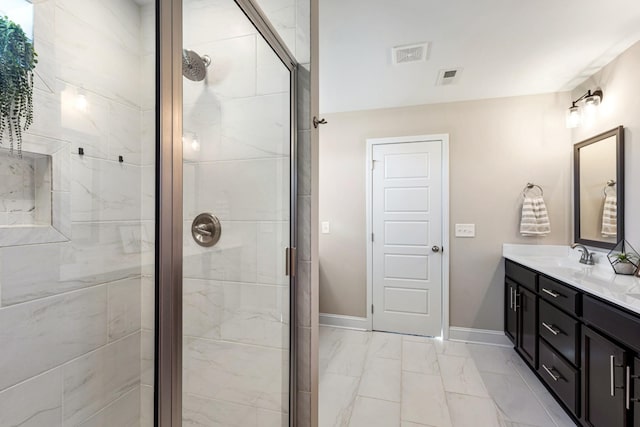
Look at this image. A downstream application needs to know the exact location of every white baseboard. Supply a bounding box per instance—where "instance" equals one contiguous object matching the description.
[319,313,369,331]
[448,327,512,347]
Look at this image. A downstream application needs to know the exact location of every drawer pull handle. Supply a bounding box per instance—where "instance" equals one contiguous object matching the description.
[542,364,561,382]
[542,322,560,336]
[627,366,631,410]
[610,356,624,396]
[542,288,560,298]
[611,355,616,396]
[626,366,640,410]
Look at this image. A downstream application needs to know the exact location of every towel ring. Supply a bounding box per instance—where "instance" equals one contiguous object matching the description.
[603,179,616,197]
[522,183,543,197]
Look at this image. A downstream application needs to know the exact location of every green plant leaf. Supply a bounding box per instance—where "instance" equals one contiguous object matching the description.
[0,15,37,155]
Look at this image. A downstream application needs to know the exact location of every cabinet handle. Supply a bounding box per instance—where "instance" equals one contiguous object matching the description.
[626,366,640,410]
[611,356,616,396]
[542,288,560,298]
[509,287,514,310]
[542,322,560,336]
[542,364,561,381]
[627,366,631,410]
[515,293,521,311]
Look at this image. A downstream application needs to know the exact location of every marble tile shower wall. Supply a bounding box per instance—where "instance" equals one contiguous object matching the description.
[180,1,293,425]
[0,0,153,426]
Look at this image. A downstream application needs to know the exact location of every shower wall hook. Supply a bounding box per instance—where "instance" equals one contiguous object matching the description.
[78,147,84,156]
[119,155,124,163]
[313,116,327,128]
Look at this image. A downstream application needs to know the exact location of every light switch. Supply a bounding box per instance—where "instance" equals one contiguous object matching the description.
[455,224,475,238]
[321,221,330,234]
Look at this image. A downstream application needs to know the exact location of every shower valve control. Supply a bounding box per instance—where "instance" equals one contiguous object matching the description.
[191,213,222,247]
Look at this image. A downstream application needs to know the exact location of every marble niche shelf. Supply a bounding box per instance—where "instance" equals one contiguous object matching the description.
[0,138,71,247]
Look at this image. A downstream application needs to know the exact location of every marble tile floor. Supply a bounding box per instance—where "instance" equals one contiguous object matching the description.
[319,326,578,427]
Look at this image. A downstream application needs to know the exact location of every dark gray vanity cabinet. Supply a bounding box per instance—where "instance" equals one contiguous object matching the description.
[582,326,627,427]
[518,286,537,368]
[504,260,538,368]
[505,279,518,343]
[634,358,640,427]
[504,259,640,427]
[536,275,581,419]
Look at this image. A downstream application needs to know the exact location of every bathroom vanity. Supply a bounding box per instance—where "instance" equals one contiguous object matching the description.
[503,244,640,427]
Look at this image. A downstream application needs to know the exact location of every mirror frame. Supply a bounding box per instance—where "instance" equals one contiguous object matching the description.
[574,126,625,249]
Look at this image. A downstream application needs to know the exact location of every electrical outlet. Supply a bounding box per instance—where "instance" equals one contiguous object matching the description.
[321,221,330,234]
[455,224,475,238]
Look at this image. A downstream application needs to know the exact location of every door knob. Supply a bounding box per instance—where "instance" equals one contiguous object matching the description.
[432,246,441,253]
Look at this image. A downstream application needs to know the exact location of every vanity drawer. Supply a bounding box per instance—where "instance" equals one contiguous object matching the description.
[539,276,579,316]
[583,295,640,353]
[538,339,579,417]
[505,260,537,291]
[539,300,579,366]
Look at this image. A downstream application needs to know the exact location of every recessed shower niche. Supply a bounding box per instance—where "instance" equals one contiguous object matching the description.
[0,140,71,247]
[0,149,50,226]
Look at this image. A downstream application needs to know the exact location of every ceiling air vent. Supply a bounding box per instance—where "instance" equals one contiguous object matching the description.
[391,43,429,65]
[437,68,463,85]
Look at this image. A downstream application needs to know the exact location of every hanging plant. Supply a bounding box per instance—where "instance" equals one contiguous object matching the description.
[0,15,37,155]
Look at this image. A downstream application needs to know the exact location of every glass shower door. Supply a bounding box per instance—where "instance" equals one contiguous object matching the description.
[181,0,293,425]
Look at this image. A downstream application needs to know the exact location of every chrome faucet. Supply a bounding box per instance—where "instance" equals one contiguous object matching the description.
[571,243,595,265]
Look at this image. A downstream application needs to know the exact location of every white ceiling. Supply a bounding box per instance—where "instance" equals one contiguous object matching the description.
[320,0,640,113]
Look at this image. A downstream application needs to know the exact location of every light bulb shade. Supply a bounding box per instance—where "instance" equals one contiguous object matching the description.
[584,94,601,107]
[566,105,581,128]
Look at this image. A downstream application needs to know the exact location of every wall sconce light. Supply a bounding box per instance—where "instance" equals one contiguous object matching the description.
[566,89,603,128]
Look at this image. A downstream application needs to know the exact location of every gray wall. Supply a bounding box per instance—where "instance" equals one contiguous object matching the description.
[319,92,573,330]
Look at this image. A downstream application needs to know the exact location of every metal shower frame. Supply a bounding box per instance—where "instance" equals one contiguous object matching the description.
[156,0,299,425]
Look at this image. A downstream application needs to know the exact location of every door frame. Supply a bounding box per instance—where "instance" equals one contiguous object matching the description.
[365,134,450,338]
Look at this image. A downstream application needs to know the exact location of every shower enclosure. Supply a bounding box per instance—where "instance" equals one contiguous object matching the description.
[0,0,300,425]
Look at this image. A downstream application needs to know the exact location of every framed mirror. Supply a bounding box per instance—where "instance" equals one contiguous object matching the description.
[574,126,625,249]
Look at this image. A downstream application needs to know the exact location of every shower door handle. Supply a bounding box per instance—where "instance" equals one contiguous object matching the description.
[286,247,297,277]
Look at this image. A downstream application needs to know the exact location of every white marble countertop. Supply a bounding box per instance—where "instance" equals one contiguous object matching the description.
[503,244,640,315]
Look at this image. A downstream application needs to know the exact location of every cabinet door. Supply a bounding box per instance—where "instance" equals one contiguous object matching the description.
[505,280,517,344]
[582,326,627,427]
[518,286,537,368]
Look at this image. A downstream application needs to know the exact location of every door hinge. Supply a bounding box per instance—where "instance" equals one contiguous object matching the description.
[371,233,374,242]
[371,159,377,170]
[285,247,297,277]
[371,304,374,314]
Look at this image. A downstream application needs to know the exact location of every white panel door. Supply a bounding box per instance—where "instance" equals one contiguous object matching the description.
[372,141,442,336]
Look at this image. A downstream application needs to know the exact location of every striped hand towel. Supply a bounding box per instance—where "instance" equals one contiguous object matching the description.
[520,196,551,236]
[602,194,617,237]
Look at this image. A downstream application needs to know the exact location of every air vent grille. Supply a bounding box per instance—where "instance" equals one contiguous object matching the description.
[392,43,429,65]
[437,68,463,85]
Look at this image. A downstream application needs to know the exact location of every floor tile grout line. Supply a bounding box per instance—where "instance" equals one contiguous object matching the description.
[343,330,374,426]
[510,357,565,427]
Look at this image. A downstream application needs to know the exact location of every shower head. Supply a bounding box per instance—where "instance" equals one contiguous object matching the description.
[182,49,211,81]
